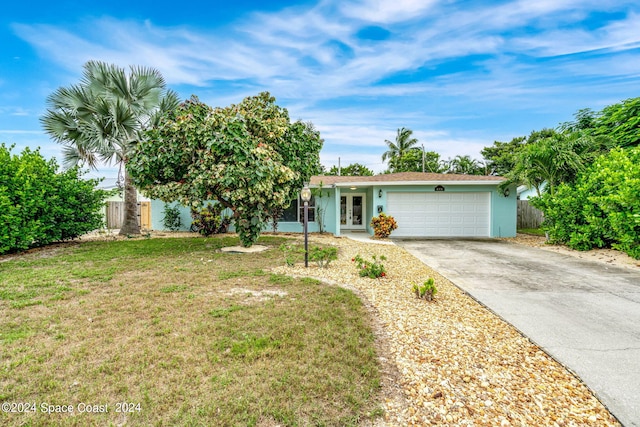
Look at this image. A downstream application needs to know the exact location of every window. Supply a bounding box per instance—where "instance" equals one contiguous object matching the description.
[279,196,315,223]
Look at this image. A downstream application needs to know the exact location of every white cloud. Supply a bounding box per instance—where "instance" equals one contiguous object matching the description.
[340,0,438,23]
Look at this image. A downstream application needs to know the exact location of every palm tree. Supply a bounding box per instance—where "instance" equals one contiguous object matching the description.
[41,61,179,235]
[503,130,613,196]
[382,127,418,165]
[447,155,483,175]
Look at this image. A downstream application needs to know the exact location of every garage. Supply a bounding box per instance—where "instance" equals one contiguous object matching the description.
[387,192,491,237]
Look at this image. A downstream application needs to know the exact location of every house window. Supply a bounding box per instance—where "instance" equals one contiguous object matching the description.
[279,196,315,223]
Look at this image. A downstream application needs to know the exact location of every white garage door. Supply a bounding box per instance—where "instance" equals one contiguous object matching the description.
[387,192,490,237]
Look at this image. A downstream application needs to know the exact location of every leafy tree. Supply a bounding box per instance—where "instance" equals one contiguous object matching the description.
[326,163,373,176]
[381,127,418,164]
[532,147,640,258]
[128,93,323,247]
[41,61,179,235]
[386,148,446,173]
[502,130,613,196]
[592,97,640,148]
[0,144,106,254]
[558,108,597,133]
[446,155,486,175]
[481,129,556,176]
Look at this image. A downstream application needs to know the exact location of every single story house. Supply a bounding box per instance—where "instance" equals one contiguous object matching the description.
[150,172,516,238]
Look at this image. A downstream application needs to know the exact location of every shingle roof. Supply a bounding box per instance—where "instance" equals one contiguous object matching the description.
[309,172,504,186]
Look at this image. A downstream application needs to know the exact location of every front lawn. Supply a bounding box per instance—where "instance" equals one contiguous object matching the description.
[0,236,381,426]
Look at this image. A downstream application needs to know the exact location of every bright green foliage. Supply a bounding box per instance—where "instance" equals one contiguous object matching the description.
[592,97,640,148]
[382,127,418,165]
[161,203,182,231]
[481,129,555,177]
[326,163,374,176]
[0,144,106,254]
[308,246,338,268]
[352,254,387,278]
[128,92,323,247]
[446,154,487,175]
[502,130,612,196]
[532,147,640,258]
[386,148,446,173]
[413,278,437,301]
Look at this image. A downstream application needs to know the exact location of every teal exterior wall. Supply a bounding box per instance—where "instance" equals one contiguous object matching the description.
[148,183,517,238]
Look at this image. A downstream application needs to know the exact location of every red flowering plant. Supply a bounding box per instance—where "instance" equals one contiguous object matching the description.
[370,213,398,238]
[352,254,387,278]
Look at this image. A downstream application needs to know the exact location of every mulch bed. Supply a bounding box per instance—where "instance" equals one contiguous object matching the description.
[274,235,620,426]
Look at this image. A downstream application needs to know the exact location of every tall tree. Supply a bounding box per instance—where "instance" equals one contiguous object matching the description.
[386,148,446,173]
[128,93,323,247]
[592,97,640,148]
[502,130,613,196]
[326,163,374,176]
[446,155,486,175]
[41,61,179,235]
[381,127,418,164]
[481,129,556,176]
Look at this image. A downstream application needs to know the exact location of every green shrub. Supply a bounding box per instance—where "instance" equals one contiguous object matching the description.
[0,144,106,254]
[190,203,230,236]
[413,278,437,301]
[162,203,182,231]
[352,254,387,278]
[309,246,338,268]
[532,147,640,259]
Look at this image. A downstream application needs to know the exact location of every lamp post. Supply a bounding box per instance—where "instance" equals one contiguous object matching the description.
[301,185,312,268]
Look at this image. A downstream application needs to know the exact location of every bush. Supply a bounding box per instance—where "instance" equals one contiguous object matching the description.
[309,246,338,268]
[532,147,640,259]
[190,203,230,236]
[352,254,387,278]
[370,213,398,238]
[162,203,182,231]
[413,278,437,301]
[0,144,106,254]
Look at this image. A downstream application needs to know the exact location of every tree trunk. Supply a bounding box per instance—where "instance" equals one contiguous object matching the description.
[119,167,141,235]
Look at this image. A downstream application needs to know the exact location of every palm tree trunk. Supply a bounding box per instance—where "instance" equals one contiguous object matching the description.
[119,167,141,235]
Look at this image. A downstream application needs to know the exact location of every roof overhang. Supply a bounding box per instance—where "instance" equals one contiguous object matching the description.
[319,180,505,188]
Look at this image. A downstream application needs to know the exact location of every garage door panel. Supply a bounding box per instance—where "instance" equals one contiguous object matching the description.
[388,192,490,237]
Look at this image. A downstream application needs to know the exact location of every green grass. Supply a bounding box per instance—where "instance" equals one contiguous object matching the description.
[0,235,382,426]
[518,227,546,236]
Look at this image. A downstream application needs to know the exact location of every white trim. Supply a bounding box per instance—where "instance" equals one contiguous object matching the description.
[323,180,503,188]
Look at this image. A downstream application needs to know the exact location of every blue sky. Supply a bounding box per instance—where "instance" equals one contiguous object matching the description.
[1,0,639,187]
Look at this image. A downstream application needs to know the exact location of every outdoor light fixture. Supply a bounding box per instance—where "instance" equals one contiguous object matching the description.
[301,185,312,268]
[503,188,510,197]
[378,189,383,198]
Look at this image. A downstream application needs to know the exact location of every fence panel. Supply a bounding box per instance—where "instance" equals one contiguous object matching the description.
[517,200,543,229]
[105,202,150,229]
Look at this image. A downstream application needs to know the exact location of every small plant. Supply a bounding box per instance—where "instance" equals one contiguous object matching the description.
[413,278,437,301]
[370,213,398,238]
[190,203,230,236]
[309,246,338,268]
[280,243,305,266]
[352,254,387,278]
[162,203,183,231]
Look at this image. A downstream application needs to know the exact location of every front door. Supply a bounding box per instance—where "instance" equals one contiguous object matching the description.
[340,194,366,230]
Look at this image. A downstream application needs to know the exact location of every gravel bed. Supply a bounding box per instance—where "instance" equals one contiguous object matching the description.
[274,235,620,426]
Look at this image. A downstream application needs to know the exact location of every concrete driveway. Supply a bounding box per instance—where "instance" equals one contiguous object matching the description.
[394,238,640,427]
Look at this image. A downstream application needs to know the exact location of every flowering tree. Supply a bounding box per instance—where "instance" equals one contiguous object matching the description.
[128,92,323,246]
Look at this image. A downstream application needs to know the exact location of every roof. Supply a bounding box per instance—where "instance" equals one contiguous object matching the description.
[309,172,504,187]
